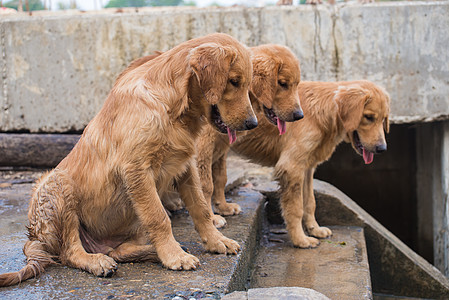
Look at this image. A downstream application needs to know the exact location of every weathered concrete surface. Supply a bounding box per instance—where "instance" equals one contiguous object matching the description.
[311,179,449,299]
[1,153,449,299]
[250,226,372,300]
[0,134,80,167]
[0,167,265,299]
[0,3,448,132]
[223,287,330,300]
[416,120,449,277]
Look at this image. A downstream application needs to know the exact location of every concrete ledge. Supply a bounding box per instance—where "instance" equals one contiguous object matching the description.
[251,226,372,299]
[223,287,330,300]
[1,3,448,132]
[0,133,80,167]
[313,179,449,298]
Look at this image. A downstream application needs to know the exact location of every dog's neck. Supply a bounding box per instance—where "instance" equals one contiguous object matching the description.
[177,75,209,137]
[299,83,347,143]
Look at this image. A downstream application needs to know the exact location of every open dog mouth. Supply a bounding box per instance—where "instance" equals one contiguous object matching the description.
[211,105,237,144]
[353,131,374,165]
[263,105,286,135]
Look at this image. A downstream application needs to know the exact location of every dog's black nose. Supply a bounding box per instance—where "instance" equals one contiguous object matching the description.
[292,109,304,121]
[375,144,387,153]
[244,116,258,130]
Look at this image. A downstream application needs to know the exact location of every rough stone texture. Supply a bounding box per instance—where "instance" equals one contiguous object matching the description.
[223,287,330,300]
[222,290,248,300]
[251,226,371,300]
[0,3,448,132]
[335,2,449,124]
[0,167,265,299]
[0,133,80,167]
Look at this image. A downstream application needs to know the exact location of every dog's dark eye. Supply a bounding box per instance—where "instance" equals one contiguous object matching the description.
[364,115,375,122]
[278,80,288,89]
[229,78,240,87]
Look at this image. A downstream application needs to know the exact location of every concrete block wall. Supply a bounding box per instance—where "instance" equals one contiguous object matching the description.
[0,2,448,132]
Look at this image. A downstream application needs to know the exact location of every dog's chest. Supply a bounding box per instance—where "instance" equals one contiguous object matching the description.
[156,132,195,185]
[312,137,339,165]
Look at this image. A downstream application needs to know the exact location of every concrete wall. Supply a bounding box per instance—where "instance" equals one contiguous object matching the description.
[415,121,449,276]
[0,2,448,132]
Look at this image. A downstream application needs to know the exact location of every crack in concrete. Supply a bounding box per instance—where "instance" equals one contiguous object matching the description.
[312,5,341,81]
[331,6,340,81]
[312,6,321,74]
[1,24,8,123]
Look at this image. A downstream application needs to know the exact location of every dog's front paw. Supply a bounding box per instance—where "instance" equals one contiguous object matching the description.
[291,235,320,249]
[307,226,332,239]
[204,233,240,255]
[212,214,227,229]
[214,202,242,216]
[88,253,118,277]
[159,247,200,271]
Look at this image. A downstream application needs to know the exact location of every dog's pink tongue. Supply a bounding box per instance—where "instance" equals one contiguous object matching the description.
[227,127,237,144]
[277,118,286,135]
[363,148,374,164]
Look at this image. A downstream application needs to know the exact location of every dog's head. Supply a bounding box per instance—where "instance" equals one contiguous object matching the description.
[335,81,390,164]
[250,44,303,135]
[189,35,257,144]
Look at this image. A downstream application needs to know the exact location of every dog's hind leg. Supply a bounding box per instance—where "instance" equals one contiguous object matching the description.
[60,213,118,277]
[178,159,240,255]
[303,168,332,239]
[109,242,158,263]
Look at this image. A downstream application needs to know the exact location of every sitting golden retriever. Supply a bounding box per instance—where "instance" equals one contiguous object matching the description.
[118,45,303,229]
[214,80,390,247]
[0,33,257,287]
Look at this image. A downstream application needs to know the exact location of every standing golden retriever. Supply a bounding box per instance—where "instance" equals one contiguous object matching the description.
[0,33,257,287]
[195,44,303,228]
[214,80,390,247]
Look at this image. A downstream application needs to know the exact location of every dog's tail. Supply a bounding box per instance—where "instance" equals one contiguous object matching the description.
[0,240,55,287]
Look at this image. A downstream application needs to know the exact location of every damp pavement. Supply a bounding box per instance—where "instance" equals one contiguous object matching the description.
[0,155,370,299]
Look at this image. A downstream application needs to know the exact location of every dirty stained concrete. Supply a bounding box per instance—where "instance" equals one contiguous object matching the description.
[0,165,265,299]
[251,225,372,300]
[0,156,372,299]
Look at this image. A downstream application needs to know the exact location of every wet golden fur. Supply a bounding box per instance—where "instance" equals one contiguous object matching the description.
[0,33,256,286]
[218,80,390,247]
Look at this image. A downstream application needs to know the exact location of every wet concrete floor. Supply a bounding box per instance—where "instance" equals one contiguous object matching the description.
[251,224,372,300]
[0,166,264,299]
[0,156,374,299]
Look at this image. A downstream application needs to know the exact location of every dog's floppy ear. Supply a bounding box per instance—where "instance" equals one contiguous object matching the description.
[250,56,279,108]
[384,115,390,133]
[189,43,238,105]
[335,85,371,132]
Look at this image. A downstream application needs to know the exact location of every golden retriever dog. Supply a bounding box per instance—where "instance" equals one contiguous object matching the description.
[214,80,390,247]
[195,44,303,228]
[115,45,303,229]
[0,33,257,287]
